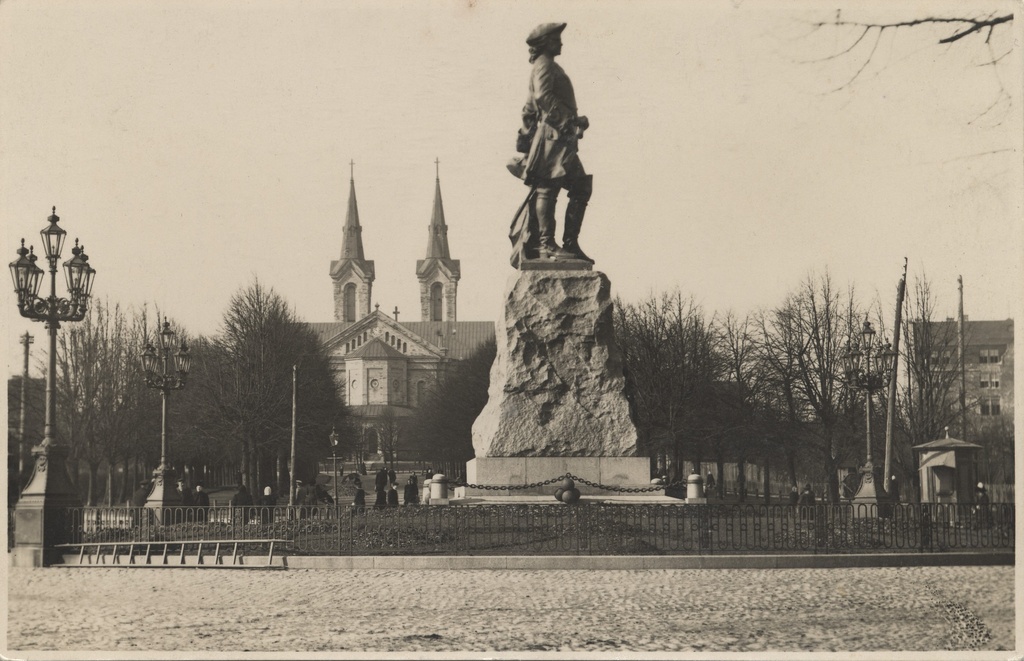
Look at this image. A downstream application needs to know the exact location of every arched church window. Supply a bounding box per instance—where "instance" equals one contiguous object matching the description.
[385,332,390,342]
[430,282,443,321]
[416,380,426,406]
[403,342,407,353]
[344,283,357,322]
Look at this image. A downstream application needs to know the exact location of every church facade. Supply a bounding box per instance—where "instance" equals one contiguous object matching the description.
[308,172,493,466]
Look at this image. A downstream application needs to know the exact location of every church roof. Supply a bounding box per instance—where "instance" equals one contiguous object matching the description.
[347,337,406,359]
[307,319,494,360]
[402,321,494,358]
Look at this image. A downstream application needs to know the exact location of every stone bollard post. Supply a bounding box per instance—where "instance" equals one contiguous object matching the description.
[686,473,707,504]
[429,473,450,506]
[422,478,432,505]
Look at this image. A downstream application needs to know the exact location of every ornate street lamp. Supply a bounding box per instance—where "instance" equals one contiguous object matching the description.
[843,319,896,512]
[329,427,340,507]
[9,207,96,565]
[141,319,191,515]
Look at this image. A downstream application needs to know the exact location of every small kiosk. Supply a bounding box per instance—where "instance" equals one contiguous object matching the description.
[913,430,983,504]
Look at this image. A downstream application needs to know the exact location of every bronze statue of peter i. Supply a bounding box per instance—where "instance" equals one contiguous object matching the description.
[508,22,593,264]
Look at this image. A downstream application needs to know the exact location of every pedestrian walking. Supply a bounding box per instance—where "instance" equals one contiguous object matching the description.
[374,485,388,509]
[177,479,194,506]
[300,479,320,519]
[976,482,991,527]
[374,466,388,493]
[888,475,900,503]
[130,480,151,528]
[404,475,419,505]
[788,485,800,506]
[194,483,210,523]
[130,480,151,508]
[174,478,194,524]
[351,478,366,512]
[704,471,716,497]
[313,480,335,518]
[230,484,253,524]
[387,466,397,487]
[387,482,399,507]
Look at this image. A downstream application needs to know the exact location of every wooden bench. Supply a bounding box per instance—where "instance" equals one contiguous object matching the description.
[54,539,288,568]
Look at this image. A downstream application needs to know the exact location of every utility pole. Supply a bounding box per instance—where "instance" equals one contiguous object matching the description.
[957,276,967,441]
[18,332,34,486]
[289,363,297,507]
[883,259,906,495]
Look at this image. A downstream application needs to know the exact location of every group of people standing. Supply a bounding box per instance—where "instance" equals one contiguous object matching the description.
[349,466,420,511]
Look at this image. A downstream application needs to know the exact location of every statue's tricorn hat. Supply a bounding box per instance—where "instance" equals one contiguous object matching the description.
[526,22,566,46]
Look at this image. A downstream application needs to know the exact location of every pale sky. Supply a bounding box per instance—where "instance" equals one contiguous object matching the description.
[3,0,1021,378]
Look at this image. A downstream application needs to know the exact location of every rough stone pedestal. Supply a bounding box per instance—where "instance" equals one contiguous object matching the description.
[470,269,644,494]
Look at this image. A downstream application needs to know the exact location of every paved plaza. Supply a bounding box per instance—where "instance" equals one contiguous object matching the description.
[5,564,1014,655]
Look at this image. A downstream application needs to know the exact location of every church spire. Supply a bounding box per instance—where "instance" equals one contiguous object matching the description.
[331,161,375,322]
[417,160,460,322]
[340,163,366,260]
[424,162,452,260]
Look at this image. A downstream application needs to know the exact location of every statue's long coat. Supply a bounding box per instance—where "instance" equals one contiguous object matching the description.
[510,54,586,184]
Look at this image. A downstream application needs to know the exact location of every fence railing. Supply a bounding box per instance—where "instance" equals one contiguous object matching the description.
[53,502,1014,556]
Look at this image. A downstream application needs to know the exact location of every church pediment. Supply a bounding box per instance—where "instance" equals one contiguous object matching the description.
[322,309,444,358]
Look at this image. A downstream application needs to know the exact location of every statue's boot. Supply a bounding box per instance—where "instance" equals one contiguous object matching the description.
[562,198,594,263]
[523,204,540,260]
[535,188,572,260]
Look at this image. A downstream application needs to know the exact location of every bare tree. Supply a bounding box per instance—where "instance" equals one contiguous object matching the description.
[410,338,495,477]
[799,9,1014,124]
[180,279,345,489]
[375,408,403,469]
[755,272,863,502]
[616,291,723,481]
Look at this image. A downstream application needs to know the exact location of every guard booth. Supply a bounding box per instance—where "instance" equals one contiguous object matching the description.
[913,431,983,504]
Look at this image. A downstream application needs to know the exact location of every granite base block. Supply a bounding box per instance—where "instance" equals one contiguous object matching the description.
[466,457,652,496]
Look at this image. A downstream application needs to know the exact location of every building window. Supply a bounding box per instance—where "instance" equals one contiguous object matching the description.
[980,397,1001,416]
[928,349,954,367]
[980,375,1000,389]
[430,282,443,321]
[385,332,390,342]
[344,283,357,322]
[979,348,1001,364]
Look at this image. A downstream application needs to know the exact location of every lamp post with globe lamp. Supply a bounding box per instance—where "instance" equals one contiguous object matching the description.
[140,320,192,518]
[9,207,96,566]
[843,319,896,515]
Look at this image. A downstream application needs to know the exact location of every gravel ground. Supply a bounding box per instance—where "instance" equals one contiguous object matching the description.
[6,565,1014,654]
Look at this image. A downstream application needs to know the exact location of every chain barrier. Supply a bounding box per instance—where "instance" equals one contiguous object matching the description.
[448,472,688,493]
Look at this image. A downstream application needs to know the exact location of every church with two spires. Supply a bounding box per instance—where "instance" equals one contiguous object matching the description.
[307,172,494,460]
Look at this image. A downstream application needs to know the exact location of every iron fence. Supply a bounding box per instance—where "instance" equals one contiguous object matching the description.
[50,502,1014,556]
